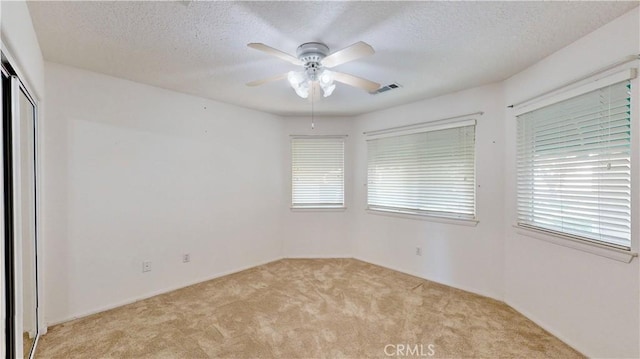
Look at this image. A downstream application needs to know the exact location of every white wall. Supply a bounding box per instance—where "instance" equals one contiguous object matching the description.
[281,116,355,258]
[43,62,286,324]
[503,8,639,358]
[351,83,506,300]
[1,0,45,98]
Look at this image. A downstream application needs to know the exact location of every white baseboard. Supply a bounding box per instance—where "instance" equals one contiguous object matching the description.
[353,256,502,302]
[45,255,595,357]
[506,301,586,357]
[48,256,351,326]
[353,257,591,355]
[284,255,353,259]
[47,256,284,326]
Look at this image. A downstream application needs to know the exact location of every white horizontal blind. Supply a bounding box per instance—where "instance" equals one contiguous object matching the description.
[367,124,476,219]
[292,137,345,208]
[516,80,632,248]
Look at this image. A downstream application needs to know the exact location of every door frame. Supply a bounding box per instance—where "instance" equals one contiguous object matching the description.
[1,57,9,359]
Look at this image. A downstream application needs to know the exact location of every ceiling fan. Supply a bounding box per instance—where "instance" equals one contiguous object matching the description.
[246,41,381,99]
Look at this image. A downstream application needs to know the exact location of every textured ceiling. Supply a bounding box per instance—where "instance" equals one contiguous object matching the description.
[27,1,638,116]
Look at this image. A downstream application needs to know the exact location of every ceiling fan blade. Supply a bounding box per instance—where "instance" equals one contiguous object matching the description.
[246,73,288,87]
[333,72,380,93]
[321,41,375,68]
[247,43,302,66]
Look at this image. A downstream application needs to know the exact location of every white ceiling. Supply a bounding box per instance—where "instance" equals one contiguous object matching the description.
[27,1,638,116]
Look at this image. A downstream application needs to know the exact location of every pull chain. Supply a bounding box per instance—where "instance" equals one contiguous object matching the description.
[311,83,315,129]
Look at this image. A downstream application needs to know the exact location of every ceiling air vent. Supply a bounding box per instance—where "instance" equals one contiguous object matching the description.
[370,83,401,95]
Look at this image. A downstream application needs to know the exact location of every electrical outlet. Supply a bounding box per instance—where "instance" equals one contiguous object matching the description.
[415,247,422,256]
[142,261,152,272]
[183,254,191,263]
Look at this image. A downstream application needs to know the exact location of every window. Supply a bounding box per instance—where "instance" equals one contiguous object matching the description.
[366,120,476,220]
[291,137,345,209]
[516,79,632,249]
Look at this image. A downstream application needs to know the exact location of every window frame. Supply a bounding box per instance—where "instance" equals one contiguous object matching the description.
[290,135,346,210]
[512,67,639,262]
[364,118,478,225]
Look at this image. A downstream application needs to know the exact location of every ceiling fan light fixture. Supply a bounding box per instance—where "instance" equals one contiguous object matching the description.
[319,69,334,85]
[288,68,336,99]
[295,84,309,99]
[287,71,304,87]
[288,71,309,98]
[321,83,335,97]
[318,69,336,97]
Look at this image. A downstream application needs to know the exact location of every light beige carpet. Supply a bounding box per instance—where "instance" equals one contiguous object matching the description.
[36,259,583,358]
[24,332,35,357]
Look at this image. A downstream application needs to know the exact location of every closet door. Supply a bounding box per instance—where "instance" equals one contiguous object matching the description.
[2,64,40,359]
[15,80,38,359]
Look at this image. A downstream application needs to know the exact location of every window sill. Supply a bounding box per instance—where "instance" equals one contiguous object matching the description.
[290,207,347,212]
[366,209,478,227]
[514,225,637,263]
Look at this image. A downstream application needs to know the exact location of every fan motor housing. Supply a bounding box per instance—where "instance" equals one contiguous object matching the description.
[297,42,329,80]
[296,42,329,62]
